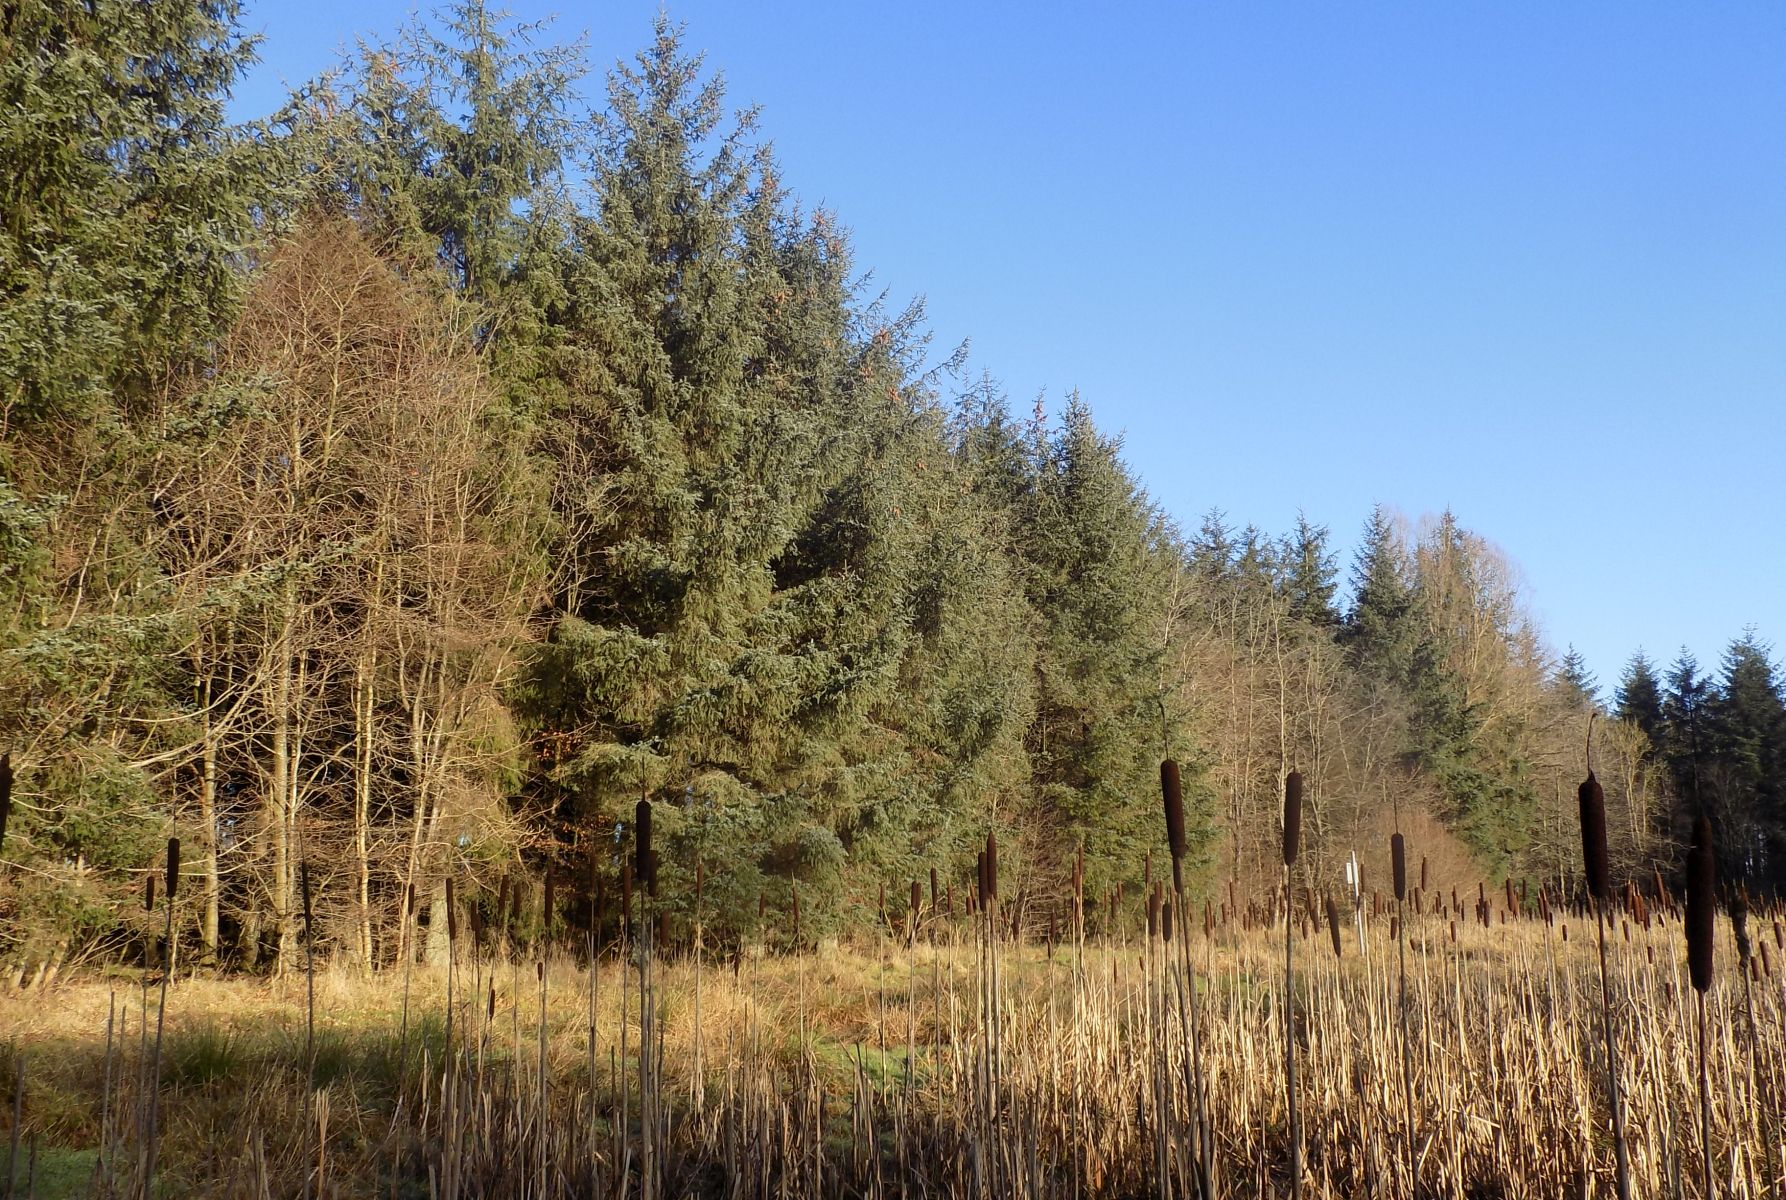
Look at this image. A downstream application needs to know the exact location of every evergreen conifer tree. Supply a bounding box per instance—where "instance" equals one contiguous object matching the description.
[1615,651,1666,752]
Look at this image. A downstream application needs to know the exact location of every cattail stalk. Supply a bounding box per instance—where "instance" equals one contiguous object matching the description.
[1391,830,1418,1194]
[1686,813,1716,1199]
[0,753,11,855]
[143,836,179,1200]
[1161,759,1214,1200]
[1580,769,1632,1200]
[1283,770,1303,1200]
[635,798,655,1200]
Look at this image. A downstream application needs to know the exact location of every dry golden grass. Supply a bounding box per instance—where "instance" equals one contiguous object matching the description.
[2,905,1783,1198]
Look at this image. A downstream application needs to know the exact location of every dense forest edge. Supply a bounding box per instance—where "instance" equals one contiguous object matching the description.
[3,0,1782,975]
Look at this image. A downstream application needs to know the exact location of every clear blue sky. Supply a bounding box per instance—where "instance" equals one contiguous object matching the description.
[230,1,1786,696]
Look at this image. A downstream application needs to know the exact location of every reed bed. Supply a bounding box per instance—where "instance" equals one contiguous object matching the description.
[4,890,1784,1200]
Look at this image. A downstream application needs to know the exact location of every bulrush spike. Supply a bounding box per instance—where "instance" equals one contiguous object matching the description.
[1147,889,1159,939]
[1578,771,1611,903]
[1687,814,1716,993]
[165,838,181,903]
[910,877,921,919]
[1161,759,1187,891]
[930,866,939,910]
[985,831,999,902]
[634,799,653,883]
[1283,771,1303,866]
[145,873,156,913]
[1326,896,1342,958]
[976,851,988,906]
[1161,898,1173,942]
[442,874,455,943]
[646,849,659,899]
[0,752,12,852]
[1391,833,1407,902]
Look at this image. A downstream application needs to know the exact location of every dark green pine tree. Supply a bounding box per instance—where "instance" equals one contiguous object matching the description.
[1188,509,1236,586]
[1015,394,1204,891]
[1555,645,1598,711]
[0,0,263,429]
[1706,633,1786,887]
[513,22,994,934]
[1615,650,1666,752]
[1663,650,1711,800]
[1341,503,1417,678]
[1280,512,1340,628]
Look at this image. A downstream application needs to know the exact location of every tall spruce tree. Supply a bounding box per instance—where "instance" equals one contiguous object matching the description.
[1616,651,1666,752]
[1016,394,1201,890]
[514,22,1023,932]
[1707,633,1786,886]
[1281,512,1340,627]
[0,0,262,430]
[1341,503,1416,678]
[1556,646,1598,711]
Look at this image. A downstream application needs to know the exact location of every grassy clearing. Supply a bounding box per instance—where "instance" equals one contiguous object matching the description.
[1,905,1782,1198]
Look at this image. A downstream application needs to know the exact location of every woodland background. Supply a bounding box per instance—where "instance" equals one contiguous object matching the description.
[3,0,1781,973]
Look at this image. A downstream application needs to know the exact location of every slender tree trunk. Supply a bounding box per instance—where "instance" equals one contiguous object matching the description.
[268,602,296,975]
[353,648,376,968]
[198,654,221,965]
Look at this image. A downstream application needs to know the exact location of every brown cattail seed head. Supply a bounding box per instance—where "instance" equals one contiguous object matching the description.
[646,849,659,898]
[1578,772,1611,902]
[1420,856,1429,892]
[976,851,988,905]
[1282,771,1303,866]
[0,752,11,852]
[930,866,939,909]
[634,799,653,882]
[1161,898,1173,942]
[1686,813,1716,993]
[985,831,998,901]
[144,873,156,912]
[1391,833,1407,902]
[443,874,455,942]
[1326,896,1342,958]
[695,859,704,905]
[1161,760,1187,863]
[165,837,181,902]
